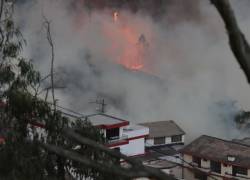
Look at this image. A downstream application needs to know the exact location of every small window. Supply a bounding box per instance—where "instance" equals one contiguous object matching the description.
[232,166,248,176]
[210,160,221,174]
[154,137,165,145]
[113,147,120,152]
[106,128,119,141]
[171,135,182,142]
[193,156,201,168]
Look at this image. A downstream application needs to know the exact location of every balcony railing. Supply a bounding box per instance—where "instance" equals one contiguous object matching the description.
[107,135,128,144]
[225,172,250,179]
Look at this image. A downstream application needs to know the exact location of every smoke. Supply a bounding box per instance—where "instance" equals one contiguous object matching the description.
[14,0,250,142]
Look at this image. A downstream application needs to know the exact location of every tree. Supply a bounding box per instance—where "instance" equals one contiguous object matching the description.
[0,1,119,179]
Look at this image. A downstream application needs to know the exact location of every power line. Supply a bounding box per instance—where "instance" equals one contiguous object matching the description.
[144,143,218,180]
[45,101,86,118]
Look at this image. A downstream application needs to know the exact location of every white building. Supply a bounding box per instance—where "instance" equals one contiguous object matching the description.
[180,135,250,180]
[139,120,185,147]
[86,113,149,156]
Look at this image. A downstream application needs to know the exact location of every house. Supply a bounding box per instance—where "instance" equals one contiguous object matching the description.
[139,120,185,147]
[180,135,250,180]
[134,146,183,179]
[86,113,149,156]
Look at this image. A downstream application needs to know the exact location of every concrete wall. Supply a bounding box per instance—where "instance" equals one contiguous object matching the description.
[145,139,154,146]
[120,138,145,156]
[201,159,210,169]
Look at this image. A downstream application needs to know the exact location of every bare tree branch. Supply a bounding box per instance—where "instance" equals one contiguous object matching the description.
[211,0,250,83]
[43,17,56,111]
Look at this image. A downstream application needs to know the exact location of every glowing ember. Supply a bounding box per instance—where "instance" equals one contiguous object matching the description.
[113,11,118,22]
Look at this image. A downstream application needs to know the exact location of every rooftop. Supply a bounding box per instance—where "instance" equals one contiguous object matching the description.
[180,135,250,168]
[139,120,185,138]
[123,124,149,138]
[85,113,129,128]
[232,137,250,146]
[135,146,178,162]
[143,159,177,169]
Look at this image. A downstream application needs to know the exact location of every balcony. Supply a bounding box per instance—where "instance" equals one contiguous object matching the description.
[106,135,129,147]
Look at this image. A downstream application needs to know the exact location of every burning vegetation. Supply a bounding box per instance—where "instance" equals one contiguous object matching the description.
[110,11,149,71]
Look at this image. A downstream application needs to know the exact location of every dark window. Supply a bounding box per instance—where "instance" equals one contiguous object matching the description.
[154,137,165,145]
[113,147,120,152]
[106,128,119,140]
[210,160,221,174]
[232,166,248,176]
[193,156,201,168]
[194,172,207,180]
[171,135,182,142]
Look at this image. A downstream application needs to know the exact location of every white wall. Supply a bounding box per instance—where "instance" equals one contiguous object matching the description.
[120,138,145,156]
[201,158,210,169]
[165,136,172,144]
[145,138,154,147]
[119,127,123,137]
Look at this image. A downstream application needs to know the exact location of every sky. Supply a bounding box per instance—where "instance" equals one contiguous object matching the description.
[14,0,250,142]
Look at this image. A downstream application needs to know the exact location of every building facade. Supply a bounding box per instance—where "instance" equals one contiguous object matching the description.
[140,120,185,147]
[180,135,250,180]
[86,114,149,156]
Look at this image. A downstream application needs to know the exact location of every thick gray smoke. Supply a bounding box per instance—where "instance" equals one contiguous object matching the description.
[14,0,250,142]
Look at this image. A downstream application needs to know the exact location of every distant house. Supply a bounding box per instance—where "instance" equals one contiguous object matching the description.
[86,114,149,156]
[180,135,250,180]
[139,120,185,147]
[134,146,183,180]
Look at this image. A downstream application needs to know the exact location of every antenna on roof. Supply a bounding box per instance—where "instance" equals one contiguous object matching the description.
[89,98,107,114]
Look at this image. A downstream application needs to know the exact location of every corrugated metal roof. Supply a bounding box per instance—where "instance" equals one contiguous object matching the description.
[139,120,185,138]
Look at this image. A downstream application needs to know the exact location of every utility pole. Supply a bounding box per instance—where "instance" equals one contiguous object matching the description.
[89,99,107,113]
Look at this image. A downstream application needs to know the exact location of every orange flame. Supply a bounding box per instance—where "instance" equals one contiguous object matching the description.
[110,11,146,71]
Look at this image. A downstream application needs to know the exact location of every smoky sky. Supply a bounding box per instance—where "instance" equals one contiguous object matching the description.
[14,0,250,142]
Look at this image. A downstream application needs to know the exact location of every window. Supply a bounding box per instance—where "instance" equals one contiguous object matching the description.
[106,128,119,140]
[232,166,248,176]
[171,135,182,142]
[113,147,120,152]
[210,160,221,174]
[154,137,165,145]
[193,156,201,168]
